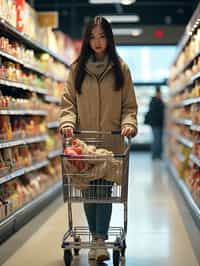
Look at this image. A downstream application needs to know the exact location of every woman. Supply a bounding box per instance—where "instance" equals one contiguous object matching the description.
[59,16,137,262]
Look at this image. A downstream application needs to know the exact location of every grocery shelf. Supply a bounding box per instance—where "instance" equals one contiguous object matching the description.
[25,160,49,174]
[48,149,62,159]
[191,71,200,83]
[0,160,49,185]
[44,95,61,104]
[0,168,25,185]
[191,125,200,132]
[0,180,62,243]
[23,134,48,144]
[173,118,192,126]
[166,159,200,228]
[174,51,200,79]
[0,49,24,65]
[0,18,69,66]
[172,97,200,108]
[0,49,66,83]
[0,110,47,116]
[170,72,200,97]
[0,134,48,149]
[172,133,193,148]
[47,121,59,129]
[173,3,200,65]
[190,154,200,167]
[171,146,185,162]
[0,79,48,95]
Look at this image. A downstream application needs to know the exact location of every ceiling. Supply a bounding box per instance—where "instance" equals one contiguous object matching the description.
[30,0,199,40]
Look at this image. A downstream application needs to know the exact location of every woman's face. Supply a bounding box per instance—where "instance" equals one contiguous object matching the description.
[89,25,107,58]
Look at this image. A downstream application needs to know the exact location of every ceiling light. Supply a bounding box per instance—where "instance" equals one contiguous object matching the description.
[112,28,143,36]
[89,0,136,4]
[90,0,121,3]
[103,15,140,23]
[120,0,136,5]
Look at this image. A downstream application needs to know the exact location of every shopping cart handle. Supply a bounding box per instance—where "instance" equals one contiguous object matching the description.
[73,130,121,135]
[111,130,121,135]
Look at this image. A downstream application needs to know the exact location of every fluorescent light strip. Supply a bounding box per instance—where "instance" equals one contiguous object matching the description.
[103,15,140,23]
[89,0,136,4]
[112,28,143,36]
[121,0,136,4]
[90,0,121,3]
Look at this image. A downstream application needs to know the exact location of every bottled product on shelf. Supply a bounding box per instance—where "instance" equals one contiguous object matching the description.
[167,3,200,216]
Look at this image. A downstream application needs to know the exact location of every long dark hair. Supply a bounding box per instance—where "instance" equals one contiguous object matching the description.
[74,16,124,94]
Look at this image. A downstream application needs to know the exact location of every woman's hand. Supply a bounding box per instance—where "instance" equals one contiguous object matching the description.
[61,126,74,138]
[121,126,136,137]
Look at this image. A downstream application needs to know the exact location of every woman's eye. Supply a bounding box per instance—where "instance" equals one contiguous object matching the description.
[100,35,105,39]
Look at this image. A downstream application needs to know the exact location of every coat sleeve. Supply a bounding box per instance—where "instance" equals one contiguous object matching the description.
[59,69,77,131]
[121,65,138,133]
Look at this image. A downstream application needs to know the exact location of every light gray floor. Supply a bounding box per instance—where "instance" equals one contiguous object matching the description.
[0,152,199,266]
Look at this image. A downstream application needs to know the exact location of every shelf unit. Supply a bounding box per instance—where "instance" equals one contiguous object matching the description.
[0,134,48,149]
[0,109,47,116]
[0,18,69,67]
[0,13,67,242]
[166,160,200,228]
[47,121,59,129]
[167,3,200,227]
[0,79,48,95]
[0,181,62,243]
[0,160,49,185]
[0,49,65,83]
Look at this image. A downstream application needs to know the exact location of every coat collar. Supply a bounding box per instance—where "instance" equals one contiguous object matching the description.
[84,61,114,81]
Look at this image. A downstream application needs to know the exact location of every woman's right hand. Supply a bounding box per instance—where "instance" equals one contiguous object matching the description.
[61,126,74,138]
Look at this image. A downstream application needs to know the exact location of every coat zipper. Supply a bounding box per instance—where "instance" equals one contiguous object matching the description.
[97,77,101,131]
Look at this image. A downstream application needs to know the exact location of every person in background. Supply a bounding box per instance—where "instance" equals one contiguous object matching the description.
[59,16,137,262]
[148,86,165,160]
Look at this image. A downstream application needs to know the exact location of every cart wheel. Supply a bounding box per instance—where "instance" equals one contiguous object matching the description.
[64,249,72,266]
[121,239,126,257]
[74,236,80,256]
[113,250,120,266]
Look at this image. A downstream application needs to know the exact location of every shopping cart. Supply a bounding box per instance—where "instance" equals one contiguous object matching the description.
[61,130,131,266]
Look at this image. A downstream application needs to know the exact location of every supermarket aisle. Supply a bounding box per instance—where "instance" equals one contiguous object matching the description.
[0,152,199,266]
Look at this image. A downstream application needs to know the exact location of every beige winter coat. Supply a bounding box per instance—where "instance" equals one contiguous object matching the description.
[59,58,138,133]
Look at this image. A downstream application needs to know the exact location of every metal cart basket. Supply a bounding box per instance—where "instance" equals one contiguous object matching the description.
[61,130,131,266]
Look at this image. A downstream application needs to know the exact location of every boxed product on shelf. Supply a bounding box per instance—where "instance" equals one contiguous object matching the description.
[23,2,37,39]
[0,0,16,27]
[15,0,37,39]
[46,104,59,123]
[0,198,6,220]
[46,131,61,152]
[0,116,12,140]
[0,150,9,176]
[187,163,200,206]
[0,115,47,142]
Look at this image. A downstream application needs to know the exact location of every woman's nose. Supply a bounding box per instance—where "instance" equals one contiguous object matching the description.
[95,38,100,45]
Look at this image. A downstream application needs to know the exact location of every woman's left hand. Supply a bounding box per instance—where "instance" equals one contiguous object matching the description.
[121,126,137,137]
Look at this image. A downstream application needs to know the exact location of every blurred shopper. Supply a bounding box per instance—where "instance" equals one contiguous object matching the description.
[146,86,165,160]
[59,16,137,262]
